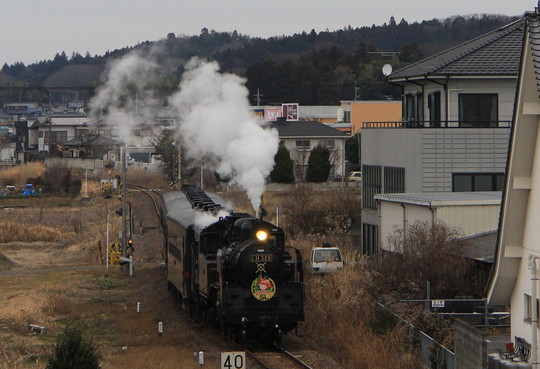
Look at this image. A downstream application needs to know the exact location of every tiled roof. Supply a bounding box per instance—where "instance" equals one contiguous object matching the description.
[525,12,540,95]
[63,134,122,147]
[36,115,90,127]
[388,18,524,80]
[269,120,349,138]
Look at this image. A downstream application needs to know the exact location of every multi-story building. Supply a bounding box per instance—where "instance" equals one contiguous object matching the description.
[360,18,523,254]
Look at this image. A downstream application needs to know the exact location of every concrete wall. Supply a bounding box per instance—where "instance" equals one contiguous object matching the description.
[454,319,487,369]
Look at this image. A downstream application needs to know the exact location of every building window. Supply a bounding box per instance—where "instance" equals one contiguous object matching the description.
[428,91,441,127]
[453,173,504,192]
[362,165,382,209]
[295,140,310,151]
[362,223,379,255]
[343,111,351,122]
[320,139,335,149]
[404,93,423,126]
[51,131,68,143]
[525,294,539,322]
[459,94,498,127]
[384,167,405,194]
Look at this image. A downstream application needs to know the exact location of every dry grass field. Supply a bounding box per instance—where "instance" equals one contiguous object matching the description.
[0,163,420,369]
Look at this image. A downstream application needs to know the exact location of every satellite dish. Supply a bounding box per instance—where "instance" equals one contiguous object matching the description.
[382,64,393,77]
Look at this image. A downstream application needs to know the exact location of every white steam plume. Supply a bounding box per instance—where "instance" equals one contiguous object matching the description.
[89,52,278,214]
[168,58,279,213]
[88,51,160,143]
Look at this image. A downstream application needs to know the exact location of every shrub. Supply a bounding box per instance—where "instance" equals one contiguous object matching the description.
[270,145,295,183]
[305,144,331,182]
[46,324,101,369]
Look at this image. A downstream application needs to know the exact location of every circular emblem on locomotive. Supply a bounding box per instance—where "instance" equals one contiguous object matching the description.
[251,274,276,301]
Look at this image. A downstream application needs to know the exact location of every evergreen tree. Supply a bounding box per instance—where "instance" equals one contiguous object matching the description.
[270,145,295,183]
[305,144,331,182]
[46,325,101,369]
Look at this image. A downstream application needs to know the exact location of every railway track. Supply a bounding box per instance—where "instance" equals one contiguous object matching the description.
[246,347,314,369]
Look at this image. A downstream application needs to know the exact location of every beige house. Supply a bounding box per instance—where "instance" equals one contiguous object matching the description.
[487,10,540,361]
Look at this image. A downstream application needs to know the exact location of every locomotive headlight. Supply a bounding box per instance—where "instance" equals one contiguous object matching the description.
[256,230,268,241]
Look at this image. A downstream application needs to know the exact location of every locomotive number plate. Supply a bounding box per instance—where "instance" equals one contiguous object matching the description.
[249,254,273,263]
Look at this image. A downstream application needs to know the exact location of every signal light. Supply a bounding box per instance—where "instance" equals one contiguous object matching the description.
[256,230,268,241]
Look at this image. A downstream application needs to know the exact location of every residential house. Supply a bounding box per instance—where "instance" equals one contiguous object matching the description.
[33,114,90,154]
[3,103,39,122]
[270,120,349,181]
[360,18,522,254]
[487,10,540,360]
[58,134,122,159]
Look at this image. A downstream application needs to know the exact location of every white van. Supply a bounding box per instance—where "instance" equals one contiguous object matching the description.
[310,243,344,274]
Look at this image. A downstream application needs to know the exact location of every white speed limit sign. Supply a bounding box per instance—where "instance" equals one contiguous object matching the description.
[221,352,245,369]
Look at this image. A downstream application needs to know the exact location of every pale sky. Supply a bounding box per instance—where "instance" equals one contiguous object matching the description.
[1,0,535,66]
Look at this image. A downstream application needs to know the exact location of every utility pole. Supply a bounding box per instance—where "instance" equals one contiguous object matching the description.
[121,145,128,273]
[253,88,263,106]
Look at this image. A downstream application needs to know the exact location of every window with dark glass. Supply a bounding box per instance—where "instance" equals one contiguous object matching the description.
[362,165,382,209]
[384,167,405,194]
[428,91,441,127]
[452,173,504,191]
[459,94,498,127]
[295,140,310,150]
[362,223,379,255]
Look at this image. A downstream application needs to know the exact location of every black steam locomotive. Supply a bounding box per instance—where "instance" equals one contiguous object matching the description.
[162,185,304,345]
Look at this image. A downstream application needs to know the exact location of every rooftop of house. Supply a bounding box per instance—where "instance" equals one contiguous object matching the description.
[270,120,349,138]
[35,114,91,127]
[388,18,524,81]
[62,134,123,147]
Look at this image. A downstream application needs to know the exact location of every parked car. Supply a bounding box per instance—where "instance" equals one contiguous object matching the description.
[310,243,344,274]
[348,171,362,182]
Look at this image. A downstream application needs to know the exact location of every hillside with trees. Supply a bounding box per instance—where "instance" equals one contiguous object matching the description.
[0,14,519,105]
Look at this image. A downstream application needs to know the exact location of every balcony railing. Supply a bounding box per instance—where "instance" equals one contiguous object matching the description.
[362,120,512,128]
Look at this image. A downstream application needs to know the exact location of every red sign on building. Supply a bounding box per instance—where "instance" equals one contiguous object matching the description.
[282,103,299,121]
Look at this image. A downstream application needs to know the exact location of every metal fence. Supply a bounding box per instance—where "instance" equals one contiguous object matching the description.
[377,302,455,369]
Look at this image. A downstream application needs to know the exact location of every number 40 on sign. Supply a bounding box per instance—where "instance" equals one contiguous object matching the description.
[221,352,245,369]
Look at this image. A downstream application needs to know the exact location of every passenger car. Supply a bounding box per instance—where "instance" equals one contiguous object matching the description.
[348,171,362,182]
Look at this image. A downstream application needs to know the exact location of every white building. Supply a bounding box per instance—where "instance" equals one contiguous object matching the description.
[487,10,540,360]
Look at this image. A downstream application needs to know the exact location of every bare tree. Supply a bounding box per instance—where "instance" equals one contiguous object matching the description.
[367,220,478,300]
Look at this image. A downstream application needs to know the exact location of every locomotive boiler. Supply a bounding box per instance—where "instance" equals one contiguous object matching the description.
[163,184,304,345]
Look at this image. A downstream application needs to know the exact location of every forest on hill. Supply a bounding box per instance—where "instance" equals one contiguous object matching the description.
[0,14,519,106]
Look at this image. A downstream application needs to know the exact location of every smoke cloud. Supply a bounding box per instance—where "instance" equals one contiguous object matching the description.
[89,52,278,214]
[168,58,278,212]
